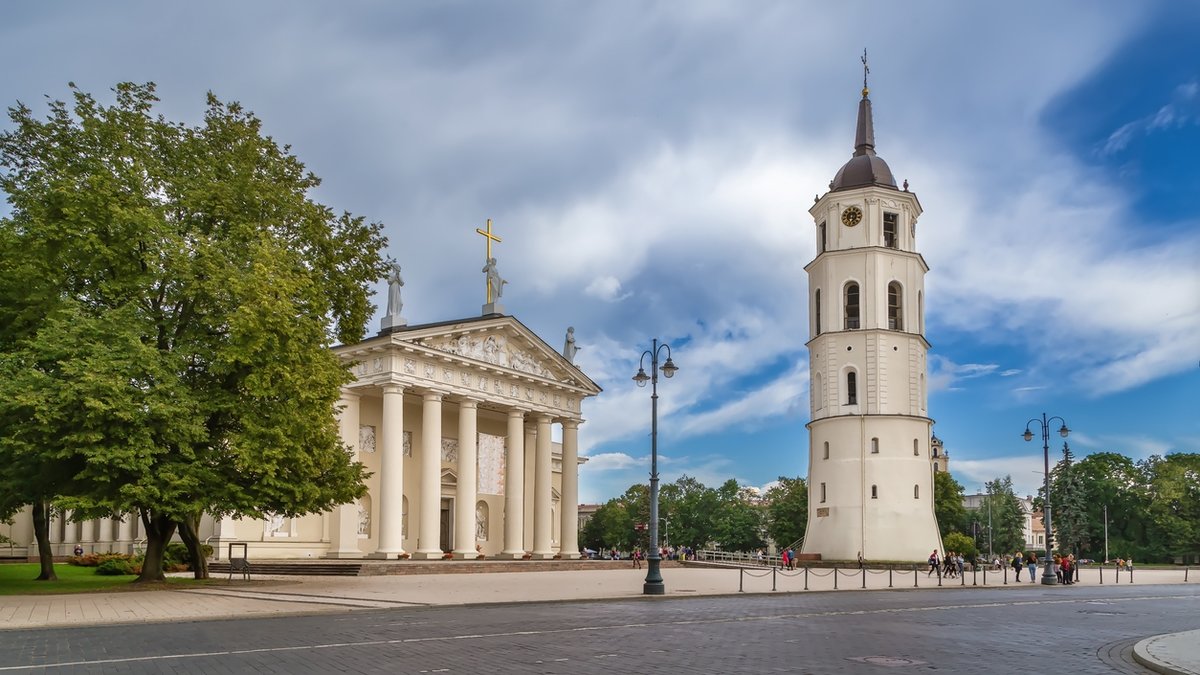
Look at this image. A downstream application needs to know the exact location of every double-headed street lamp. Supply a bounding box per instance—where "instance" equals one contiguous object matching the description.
[633,338,678,595]
[1023,413,1069,586]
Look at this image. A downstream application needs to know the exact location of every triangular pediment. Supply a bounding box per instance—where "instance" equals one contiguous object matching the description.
[381,316,600,394]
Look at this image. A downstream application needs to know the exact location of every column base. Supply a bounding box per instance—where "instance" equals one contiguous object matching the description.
[411,550,445,560]
[367,551,408,560]
[452,551,478,560]
[531,551,556,560]
[561,552,581,560]
[326,550,365,559]
[498,550,528,560]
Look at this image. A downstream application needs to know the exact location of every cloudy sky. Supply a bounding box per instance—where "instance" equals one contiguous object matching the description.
[4,2,1197,503]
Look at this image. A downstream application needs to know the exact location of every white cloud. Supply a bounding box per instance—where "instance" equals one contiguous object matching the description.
[584,276,629,302]
[580,452,641,471]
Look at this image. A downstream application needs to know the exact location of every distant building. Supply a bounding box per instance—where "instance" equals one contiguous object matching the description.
[962,493,1045,551]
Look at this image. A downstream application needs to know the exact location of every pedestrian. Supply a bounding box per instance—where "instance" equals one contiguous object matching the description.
[1027,552,1038,583]
[73,544,83,557]
[1062,554,1074,585]
[1053,554,1063,583]
[927,550,939,577]
[956,553,964,578]
[858,551,865,570]
[632,547,642,569]
[1012,551,1023,582]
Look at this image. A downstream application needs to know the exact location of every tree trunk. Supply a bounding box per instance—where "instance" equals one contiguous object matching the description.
[31,500,58,581]
[135,509,176,583]
[177,512,209,580]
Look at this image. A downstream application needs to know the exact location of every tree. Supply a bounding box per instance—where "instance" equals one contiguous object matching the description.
[710,480,765,552]
[1142,453,1200,562]
[1050,442,1089,557]
[942,531,977,563]
[764,476,807,549]
[985,477,1026,554]
[932,470,968,539]
[581,500,634,552]
[659,475,718,550]
[0,82,387,581]
[1073,452,1151,561]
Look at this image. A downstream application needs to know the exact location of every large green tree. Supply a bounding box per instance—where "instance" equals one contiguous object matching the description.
[763,476,807,550]
[709,479,765,553]
[0,82,387,581]
[1141,453,1200,561]
[932,470,968,539]
[1049,441,1089,557]
[985,476,1026,554]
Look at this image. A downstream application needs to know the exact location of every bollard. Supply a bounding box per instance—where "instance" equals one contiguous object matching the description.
[937,566,942,587]
[862,567,866,589]
[1186,567,1189,583]
[834,565,839,590]
[1130,565,1134,584]
[1003,565,1007,585]
[739,568,744,592]
[973,565,977,586]
[1099,563,1103,585]
[961,568,966,586]
[983,567,987,586]
[772,566,777,592]
[888,567,893,588]
[1115,564,1120,584]
[914,564,919,588]
[804,565,809,591]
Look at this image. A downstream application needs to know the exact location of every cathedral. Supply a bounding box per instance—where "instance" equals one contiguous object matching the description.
[800,63,943,562]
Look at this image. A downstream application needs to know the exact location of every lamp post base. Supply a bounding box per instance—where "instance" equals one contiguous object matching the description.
[1041,563,1058,586]
[643,558,665,595]
[643,581,665,595]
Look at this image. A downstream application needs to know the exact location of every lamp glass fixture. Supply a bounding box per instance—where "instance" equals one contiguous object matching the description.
[633,368,649,386]
[1058,425,1069,438]
[1023,429,1033,442]
[661,358,678,378]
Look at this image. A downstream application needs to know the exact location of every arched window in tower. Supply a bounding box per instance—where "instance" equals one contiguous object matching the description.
[814,371,824,410]
[914,484,920,499]
[820,482,827,503]
[913,439,919,456]
[888,282,904,330]
[883,212,898,249]
[814,289,822,335]
[934,462,940,472]
[823,441,829,459]
[844,282,860,329]
[871,485,878,499]
[846,370,858,405]
[819,221,827,253]
[871,437,879,454]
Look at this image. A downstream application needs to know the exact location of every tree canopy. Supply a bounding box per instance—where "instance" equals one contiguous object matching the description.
[0,82,388,581]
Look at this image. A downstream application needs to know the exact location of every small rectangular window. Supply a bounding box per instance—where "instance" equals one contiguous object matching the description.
[823,441,829,460]
[820,482,827,503]
[871,485,878,499]
[883,212,898,249]
[871,437,879,454]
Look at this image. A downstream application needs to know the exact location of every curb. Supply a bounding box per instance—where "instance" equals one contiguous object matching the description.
[1133,633,1200,675]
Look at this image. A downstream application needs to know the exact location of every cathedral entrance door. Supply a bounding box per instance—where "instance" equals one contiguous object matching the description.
[440,498,452,552]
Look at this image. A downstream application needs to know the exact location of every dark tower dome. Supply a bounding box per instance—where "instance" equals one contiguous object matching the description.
[830,88,897,192]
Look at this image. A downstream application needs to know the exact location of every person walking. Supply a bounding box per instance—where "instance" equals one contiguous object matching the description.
[927,550,940,577]
[1027,552,1038,583]
[632,547,643,569]
[1012,551,1023,582]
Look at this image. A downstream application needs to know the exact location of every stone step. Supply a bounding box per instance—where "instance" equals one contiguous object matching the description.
[207,558,671,576]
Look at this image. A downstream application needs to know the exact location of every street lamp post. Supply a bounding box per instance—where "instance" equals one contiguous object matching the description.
[660,518,670,551]
[1023,413,1069,586]
[633,338,678,595]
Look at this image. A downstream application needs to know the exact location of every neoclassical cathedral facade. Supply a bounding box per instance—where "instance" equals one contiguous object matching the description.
[6,309,600,561]
[801,71,943,562]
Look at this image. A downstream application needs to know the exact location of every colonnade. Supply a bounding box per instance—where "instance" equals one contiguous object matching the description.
[45,511,138,554]
[333,386,581,560]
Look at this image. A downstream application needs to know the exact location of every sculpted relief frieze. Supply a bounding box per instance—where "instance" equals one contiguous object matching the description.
[426,334,554,380]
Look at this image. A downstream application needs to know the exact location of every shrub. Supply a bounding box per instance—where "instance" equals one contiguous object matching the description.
[95,559,135,575]
[162,542,215,570]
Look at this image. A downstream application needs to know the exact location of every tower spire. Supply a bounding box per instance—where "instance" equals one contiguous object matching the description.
[854,49,875,157]
[861,48,870,98]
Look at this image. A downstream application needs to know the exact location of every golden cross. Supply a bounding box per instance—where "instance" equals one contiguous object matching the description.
[476,218,502,260]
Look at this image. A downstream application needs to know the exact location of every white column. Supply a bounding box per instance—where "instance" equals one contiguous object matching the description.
[560,419,581,559]
[531,415,554,558]
[414,392,443,559]
[99,518,114,552]
[79,518,94,550]
[372,385,407,558]
[48,513,61,545]
[501,409,526,558]
[115,514,132,555]
[331,392,366,558]
[454,399,479,559]
[61,511,76,546]
[523,424,536,552]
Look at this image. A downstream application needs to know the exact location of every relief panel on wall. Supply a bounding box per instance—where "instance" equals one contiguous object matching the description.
[477,433,506,495]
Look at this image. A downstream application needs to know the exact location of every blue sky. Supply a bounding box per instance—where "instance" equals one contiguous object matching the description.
[3,2,1197,503]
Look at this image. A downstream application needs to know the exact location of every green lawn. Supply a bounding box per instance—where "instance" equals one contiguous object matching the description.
[0,563,219,595]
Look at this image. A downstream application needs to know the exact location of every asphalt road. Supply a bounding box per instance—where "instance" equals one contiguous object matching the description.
[1,583,1196,674]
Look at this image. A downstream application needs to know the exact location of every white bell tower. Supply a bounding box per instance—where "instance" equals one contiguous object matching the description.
[801,60,942,562]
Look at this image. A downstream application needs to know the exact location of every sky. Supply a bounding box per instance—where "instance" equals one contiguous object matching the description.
[3,2,1198,504]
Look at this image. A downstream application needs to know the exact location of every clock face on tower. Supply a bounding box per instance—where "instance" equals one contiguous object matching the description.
[841,205,863,227]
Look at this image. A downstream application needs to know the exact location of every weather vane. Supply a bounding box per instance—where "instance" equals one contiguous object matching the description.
[861,48,870,97]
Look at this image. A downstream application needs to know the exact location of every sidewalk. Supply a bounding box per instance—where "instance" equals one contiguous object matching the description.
[1,564,1196,673]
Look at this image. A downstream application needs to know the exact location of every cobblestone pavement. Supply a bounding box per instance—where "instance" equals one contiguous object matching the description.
[0,583,1196,674]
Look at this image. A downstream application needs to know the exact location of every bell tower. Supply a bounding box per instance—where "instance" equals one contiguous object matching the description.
[801,56,942,562]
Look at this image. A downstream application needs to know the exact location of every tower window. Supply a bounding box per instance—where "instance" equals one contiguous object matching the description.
[933,446,939,457]
[844,282,860,329]
[871,485,878,499]
[934,462,939,472]
[846,371,857,405]
[823,441,829,460]
[819,221,827,253]
[820,482,827,503]
[914,485,920,499]
[913,439,919,456]
[888,282,903,330]
[814,289,822,335]
[884,212,898,249]
[871,437,879,454]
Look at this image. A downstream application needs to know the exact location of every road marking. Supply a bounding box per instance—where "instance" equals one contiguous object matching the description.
[2,592,1194,671]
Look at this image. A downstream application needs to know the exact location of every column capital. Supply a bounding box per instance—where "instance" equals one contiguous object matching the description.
[534,413,554,424]
[381,383,405,395]
[507,408,528,419]
[421,391,443,402]
[458,397,480,409]
[559,418,583,430]
[340,391,362,402]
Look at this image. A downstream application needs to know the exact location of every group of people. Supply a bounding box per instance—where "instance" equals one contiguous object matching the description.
[1010,550,1078,584]
[926,550,965,578]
